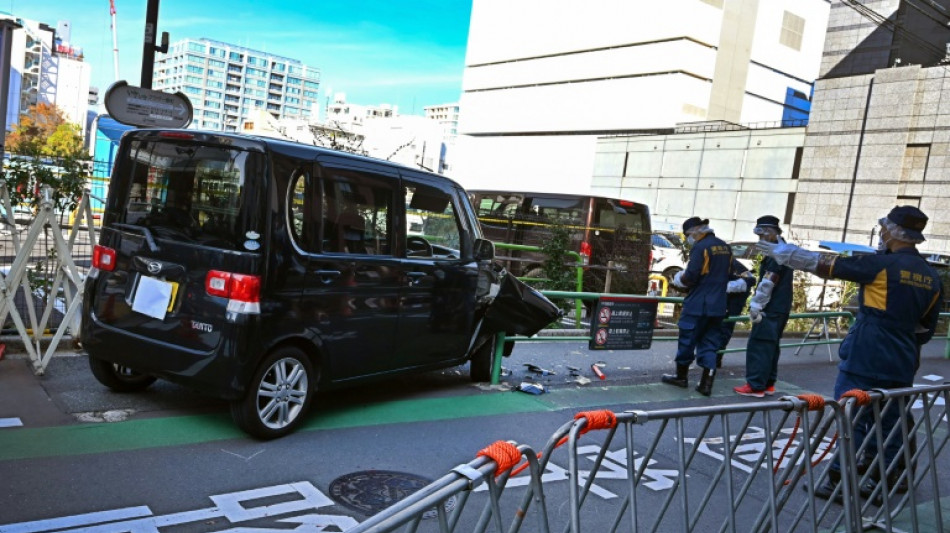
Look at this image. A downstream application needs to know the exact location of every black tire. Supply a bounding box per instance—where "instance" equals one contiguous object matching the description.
[231,346,314,440]
[88,356,157,392]
[470,337,495,382]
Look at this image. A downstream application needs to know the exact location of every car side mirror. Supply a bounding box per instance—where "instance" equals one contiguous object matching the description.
[474,238,495,261]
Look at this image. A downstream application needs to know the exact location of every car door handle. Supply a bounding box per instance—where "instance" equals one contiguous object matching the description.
[406,271,427,286]
[314,270,341,285]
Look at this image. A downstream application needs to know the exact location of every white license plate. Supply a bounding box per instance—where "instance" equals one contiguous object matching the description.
[131,276,177,320]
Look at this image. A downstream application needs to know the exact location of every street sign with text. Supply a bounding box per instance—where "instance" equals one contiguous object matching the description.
[104,80,193,128]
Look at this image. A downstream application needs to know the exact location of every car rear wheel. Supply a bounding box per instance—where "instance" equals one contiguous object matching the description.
[88,356,157,392]
[470,337,496,382]
[231,347,314,440]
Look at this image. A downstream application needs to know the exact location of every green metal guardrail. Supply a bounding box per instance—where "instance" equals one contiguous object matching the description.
[487,290,856,385]
[492,243,586,321]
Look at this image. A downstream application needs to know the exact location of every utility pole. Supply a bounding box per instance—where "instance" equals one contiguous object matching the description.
[140,0,168,89]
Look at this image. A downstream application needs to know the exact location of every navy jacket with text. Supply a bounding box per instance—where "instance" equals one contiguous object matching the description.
[679,233,732,317]
[817,247,944,384]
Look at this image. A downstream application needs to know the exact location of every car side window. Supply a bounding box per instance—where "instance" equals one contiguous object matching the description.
[288,167,317,252]
[404,183,461,258]
[321,169,393,255]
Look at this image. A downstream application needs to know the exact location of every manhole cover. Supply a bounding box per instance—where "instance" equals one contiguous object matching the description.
[329,470,457,519]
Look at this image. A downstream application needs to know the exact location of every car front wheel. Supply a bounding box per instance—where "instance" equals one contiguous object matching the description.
[88,356,156,392]
[231,347,314,440]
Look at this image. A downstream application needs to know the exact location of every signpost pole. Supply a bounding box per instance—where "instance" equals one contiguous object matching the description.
[141,0,160,89]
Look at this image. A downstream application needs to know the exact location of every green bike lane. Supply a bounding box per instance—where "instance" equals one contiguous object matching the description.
[0,376,812,463]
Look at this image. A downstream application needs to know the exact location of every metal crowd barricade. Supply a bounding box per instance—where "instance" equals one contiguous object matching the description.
[348,383,950,532]
[836,384,950,532]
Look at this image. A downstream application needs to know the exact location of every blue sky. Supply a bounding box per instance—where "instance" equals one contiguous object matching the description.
[7,0,473,116]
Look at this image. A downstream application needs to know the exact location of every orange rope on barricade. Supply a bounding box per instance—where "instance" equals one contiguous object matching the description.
[840,388,872,405]
[509,410,618,477]
[477,441,523,477]
[775,394,833,477]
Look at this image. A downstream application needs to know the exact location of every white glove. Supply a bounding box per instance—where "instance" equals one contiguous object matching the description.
[726,279,748,293]
[749,302,764,323]
[755,241,819,272]
[672,270,687,289]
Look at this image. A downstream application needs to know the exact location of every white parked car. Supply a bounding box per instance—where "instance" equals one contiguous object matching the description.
[651,233,687,287]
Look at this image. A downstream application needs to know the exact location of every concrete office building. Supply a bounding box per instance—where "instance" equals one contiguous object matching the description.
[1,12,90,135]
[153,38,321,132]
[450,0,831,193]
[792,0,950,253]
[592,0,950,253]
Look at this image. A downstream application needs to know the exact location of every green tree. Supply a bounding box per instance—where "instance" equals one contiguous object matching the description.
[5,102,85,158]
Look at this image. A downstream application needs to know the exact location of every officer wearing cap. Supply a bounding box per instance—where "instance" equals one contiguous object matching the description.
[733,215,794,398]
[662,216,733,396]
[757,205,944,499]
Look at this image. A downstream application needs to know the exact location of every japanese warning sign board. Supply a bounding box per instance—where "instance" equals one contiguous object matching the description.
[589,296,658,350]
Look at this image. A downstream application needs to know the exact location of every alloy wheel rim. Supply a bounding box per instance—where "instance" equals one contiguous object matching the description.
[256,357,309,429]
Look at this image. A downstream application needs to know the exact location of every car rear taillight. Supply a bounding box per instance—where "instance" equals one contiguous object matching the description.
[579,241,592,265]
[649,249,654,267]
[206,270,261,314]
[92,245,117,272]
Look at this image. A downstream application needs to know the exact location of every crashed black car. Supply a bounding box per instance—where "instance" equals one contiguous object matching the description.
[81,129,558,439]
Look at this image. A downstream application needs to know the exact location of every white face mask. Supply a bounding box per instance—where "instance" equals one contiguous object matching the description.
[687,235,696,246]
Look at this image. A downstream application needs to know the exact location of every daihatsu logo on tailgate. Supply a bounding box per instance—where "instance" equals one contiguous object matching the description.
[147,261,162,274]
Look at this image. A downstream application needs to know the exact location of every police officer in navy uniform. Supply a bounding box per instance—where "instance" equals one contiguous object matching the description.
[662,217,734,396]
[734,215,794,398]
[757,205,944,499]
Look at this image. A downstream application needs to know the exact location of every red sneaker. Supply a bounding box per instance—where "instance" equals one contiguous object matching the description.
[734,383,766,398]
[764,385,776,396]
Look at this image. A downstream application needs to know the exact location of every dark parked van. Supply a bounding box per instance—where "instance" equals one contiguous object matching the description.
[468,191,652,296]
[81,129,554,439]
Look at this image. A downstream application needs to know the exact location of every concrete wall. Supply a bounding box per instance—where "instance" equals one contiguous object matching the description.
[593,127,804,241]
[793,65,950,253]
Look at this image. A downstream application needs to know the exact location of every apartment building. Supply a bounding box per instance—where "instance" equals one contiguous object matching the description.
[423,102,460,139]
[1,12,90,135]
[153,38,321,132]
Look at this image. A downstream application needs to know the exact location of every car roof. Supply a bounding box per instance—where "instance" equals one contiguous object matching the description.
[818,240,876,255]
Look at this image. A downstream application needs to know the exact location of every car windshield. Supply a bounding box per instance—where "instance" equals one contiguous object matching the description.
[118,139,259,250]
[652,233,674,247]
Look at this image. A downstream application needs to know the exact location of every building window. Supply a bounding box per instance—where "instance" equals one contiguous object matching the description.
[229,51,244,61]
[780,11,805,51]
[187,41,206,53]
[186,65,204,74]
[209,47,226,58]
[209,59,225,68]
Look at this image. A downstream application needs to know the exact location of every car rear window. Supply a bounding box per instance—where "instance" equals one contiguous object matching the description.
[119,139,259,250]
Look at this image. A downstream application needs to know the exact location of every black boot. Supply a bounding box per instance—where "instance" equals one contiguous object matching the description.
[716,354,723,368]
[812,469,842,502]
[661,364,689,388]
[695,368,715,396]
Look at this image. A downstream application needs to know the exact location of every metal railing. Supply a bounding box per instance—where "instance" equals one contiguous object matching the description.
[349,383,950,532]
[488,290,854,385]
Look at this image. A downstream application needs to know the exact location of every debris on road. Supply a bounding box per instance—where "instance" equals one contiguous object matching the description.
[524,363,556,376]
[516,382,546,395]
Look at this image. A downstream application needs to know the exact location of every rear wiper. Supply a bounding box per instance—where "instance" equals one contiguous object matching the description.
[113,223,161,252]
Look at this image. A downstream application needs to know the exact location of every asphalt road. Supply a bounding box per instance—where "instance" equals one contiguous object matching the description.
[1,334,949,531]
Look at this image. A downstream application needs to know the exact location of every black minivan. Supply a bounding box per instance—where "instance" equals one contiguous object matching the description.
[81,129,553,439]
